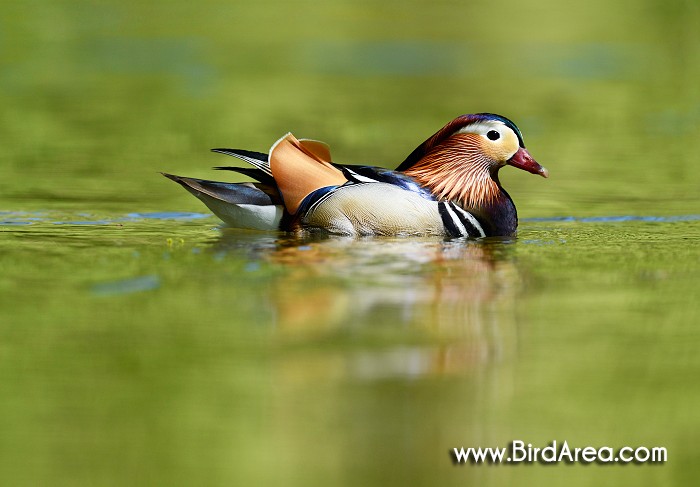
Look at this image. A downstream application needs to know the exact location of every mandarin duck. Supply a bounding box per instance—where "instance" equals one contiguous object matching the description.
[163,113,548,237]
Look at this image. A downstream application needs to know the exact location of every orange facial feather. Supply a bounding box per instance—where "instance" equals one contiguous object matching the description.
[404,134,503,210]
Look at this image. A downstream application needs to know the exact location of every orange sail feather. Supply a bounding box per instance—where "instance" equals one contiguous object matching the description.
[269,133,347,214]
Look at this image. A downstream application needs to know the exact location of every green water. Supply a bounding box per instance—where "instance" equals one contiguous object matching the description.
[1,0,699,485]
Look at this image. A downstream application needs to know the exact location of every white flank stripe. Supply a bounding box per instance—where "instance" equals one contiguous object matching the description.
[452,205,486,237]
[444,204,468,237]
[347,169,380,183]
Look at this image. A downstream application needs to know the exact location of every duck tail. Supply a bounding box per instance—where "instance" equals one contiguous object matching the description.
[161,173,283,230]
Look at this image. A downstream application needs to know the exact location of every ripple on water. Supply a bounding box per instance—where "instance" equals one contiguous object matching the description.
[90,275,161,296]
[125,212,212,221]
[0,211,212,226]
[1,211,697,231]
[523,215,700,223]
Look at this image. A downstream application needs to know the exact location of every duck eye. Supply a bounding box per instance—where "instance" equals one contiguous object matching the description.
[487,130,500,141]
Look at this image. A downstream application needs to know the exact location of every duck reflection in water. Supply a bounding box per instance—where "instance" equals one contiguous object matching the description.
[215,230,521,379]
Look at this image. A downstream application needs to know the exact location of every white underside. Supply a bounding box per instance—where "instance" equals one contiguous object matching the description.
[194,193,283,230]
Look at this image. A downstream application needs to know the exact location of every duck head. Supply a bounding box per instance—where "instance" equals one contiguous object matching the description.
[397,113,547,212]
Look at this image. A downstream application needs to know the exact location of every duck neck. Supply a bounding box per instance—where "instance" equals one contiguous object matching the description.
[476,171,518,237]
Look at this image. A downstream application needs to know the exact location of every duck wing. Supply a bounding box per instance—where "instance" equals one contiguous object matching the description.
[337,165,436,200]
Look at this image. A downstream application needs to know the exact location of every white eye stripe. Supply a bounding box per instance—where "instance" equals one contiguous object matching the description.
[451,119,521,160]
[453,121,510,140]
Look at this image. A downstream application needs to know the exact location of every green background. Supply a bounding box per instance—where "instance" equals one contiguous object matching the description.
[1,0,698,485]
